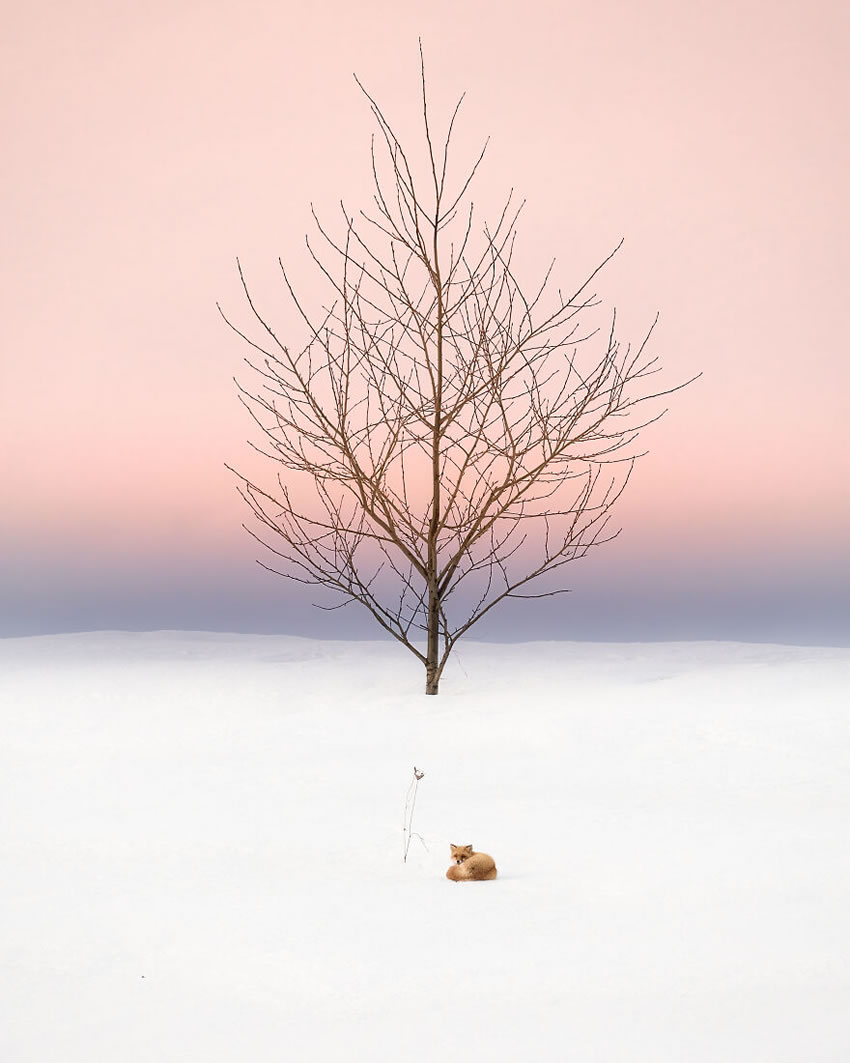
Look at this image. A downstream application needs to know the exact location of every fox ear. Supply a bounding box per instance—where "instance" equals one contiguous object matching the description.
[464,844,474,853]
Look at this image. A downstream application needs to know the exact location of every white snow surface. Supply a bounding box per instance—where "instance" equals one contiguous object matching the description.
[1,631,848,1061]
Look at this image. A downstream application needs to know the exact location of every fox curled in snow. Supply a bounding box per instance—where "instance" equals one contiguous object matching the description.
[446,843,497,882]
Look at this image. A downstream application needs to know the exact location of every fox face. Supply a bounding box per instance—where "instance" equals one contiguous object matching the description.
[449,844,475,864]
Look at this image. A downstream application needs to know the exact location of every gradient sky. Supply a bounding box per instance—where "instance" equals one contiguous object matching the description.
[2,0,848,644]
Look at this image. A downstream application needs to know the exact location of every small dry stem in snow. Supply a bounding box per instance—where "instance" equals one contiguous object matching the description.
[402,766,426,863]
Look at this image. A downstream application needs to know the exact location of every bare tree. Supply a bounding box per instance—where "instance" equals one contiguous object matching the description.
[220,52,695,695]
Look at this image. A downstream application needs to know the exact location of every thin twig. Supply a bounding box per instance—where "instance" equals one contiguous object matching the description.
[403,766,426,863]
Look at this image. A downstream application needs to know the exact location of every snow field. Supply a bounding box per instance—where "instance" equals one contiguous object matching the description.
[1,632,848,1061]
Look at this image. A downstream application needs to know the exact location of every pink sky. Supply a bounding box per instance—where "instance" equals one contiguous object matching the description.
[2,0,848,642]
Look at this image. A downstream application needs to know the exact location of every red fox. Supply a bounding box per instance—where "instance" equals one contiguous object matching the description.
[446,843,498,881]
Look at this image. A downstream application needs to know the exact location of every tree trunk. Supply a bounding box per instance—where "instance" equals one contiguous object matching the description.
[425,579,440,695]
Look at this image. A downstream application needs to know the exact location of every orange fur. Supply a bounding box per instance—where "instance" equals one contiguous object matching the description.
[446,843,497,881]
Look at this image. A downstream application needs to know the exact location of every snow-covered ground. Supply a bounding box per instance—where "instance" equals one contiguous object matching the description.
[1,631,848,1061]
